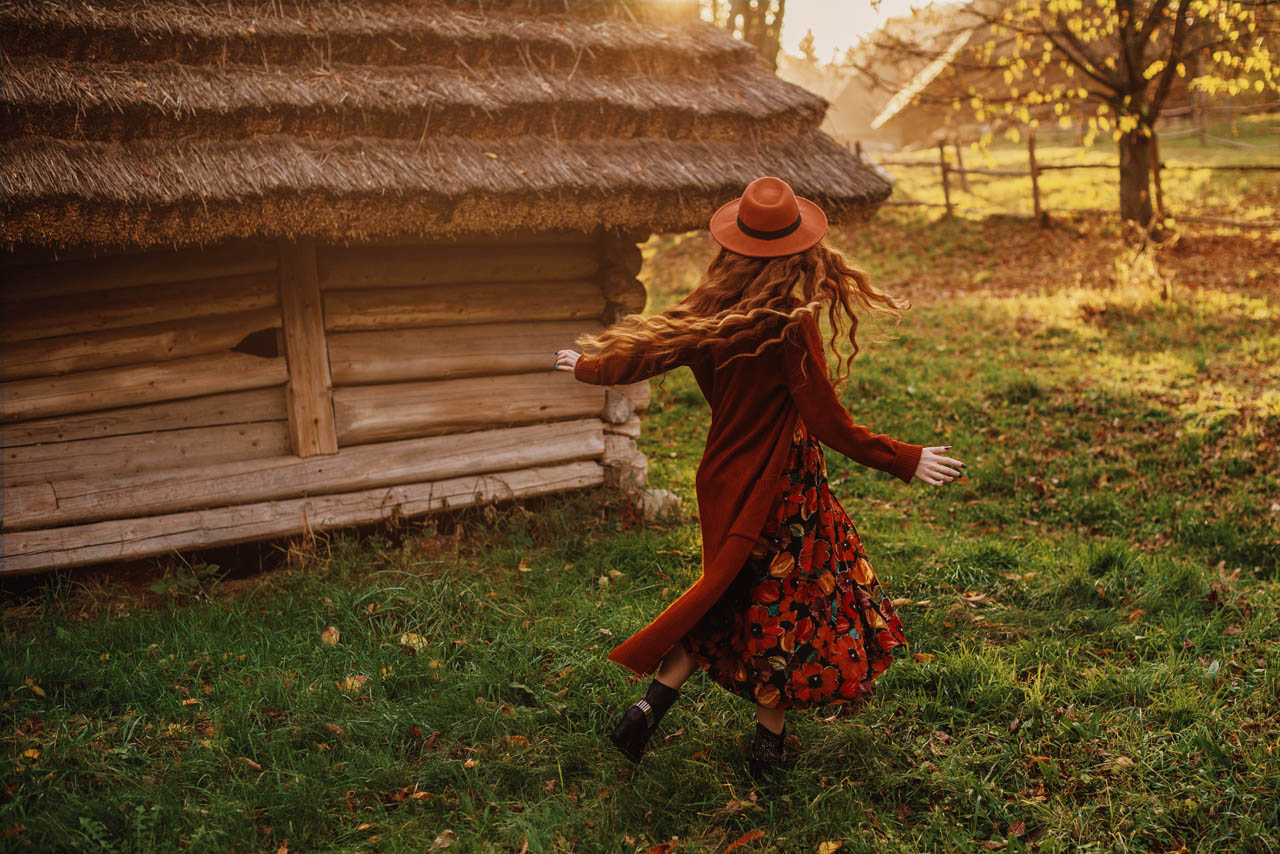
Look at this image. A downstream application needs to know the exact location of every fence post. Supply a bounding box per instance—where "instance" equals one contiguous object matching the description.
[938,142,953,217]
[1027,129,1047,227]
[953,139,971,191]
[1149,131,1165,222]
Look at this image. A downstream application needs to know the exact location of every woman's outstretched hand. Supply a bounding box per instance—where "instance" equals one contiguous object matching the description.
[914,445,965,485]
[554,349,581,371]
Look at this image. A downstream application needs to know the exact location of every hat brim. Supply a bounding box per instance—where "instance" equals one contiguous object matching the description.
[708,195,828,258]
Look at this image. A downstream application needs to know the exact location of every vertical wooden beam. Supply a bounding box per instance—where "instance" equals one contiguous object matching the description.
[278,239,338,457]
[1028,129,1047,227]
[953,139,970,192]
[937,142,953,217]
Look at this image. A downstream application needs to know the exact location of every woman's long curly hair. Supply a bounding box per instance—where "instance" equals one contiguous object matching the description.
[575,240,909,389]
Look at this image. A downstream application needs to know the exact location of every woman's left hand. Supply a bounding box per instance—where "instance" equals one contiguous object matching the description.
[554,349,580,371]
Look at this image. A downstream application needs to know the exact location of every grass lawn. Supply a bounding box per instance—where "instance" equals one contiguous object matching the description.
[877,113,1280,226]
[3,208,1279,852]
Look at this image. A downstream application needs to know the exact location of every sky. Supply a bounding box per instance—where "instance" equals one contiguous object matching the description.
[779,0,935,63]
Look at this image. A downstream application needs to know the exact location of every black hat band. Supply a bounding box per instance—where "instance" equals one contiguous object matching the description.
[736,213,802,240]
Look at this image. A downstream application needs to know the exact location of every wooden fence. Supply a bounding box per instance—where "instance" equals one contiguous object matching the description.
[861,132,1280,230]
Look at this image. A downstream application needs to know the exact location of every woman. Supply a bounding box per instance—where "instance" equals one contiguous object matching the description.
[553,177,964,777]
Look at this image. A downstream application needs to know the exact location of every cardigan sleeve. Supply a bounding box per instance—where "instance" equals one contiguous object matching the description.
[782,312,922,484]
[572,343,698,386]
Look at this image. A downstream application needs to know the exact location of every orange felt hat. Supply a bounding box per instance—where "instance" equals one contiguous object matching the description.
[709,176,828,258]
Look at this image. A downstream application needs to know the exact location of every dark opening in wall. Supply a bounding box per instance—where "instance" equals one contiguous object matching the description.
[232,328,280,359]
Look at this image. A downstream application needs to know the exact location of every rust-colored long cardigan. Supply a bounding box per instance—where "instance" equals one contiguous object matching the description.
[573,303,923,677]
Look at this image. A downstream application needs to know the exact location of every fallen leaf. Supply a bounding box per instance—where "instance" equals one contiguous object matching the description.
[724,829,765,852]
[430,829,456,850]
[25,678,45,698]
[400,632,428,650]
[181,698,200,707]
[321,626,340,645]
[276,842,288,854]
[599,627,613,636]
[517,559,531,572]
[912,652,936,663]
[1007,819,1026,837]
[20,749,39,760]
[890,598,913,606]
[325,723,346,739]
[238,757,264,771]
[336,675,369,695]
[690,749,708,761]
[981,842,1007,850]
[463,758,478,768]
[357,823,376,831]
[818,842,843,854]
[1127,609,1145,623]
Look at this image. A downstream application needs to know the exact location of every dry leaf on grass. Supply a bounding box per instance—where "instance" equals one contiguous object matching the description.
[724,829,765,852]
[912,652,936,662]
[817,840,843,853]
[321,626,340,645]
[430,829,455,850]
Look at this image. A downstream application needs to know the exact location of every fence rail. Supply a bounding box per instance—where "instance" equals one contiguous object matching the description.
[862,133,1280,230]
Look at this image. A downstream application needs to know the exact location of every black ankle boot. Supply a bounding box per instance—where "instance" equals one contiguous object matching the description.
[609,678,680,764]
[746,720,788,777]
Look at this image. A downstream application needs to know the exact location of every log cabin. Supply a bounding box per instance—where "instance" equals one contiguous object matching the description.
[0,0,893,575]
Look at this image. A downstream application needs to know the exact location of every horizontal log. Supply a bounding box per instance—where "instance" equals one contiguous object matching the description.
[4,422,291,487]
[603,413,641,438]
[334,372,605,446]
[2,270,279,343]
[3,418,604,531]
[1,352,288,423]
[0,388,287,449]
[0,240,278,303]
[0,307,281,382]
[323,280,605,332]
[318,244,600,290]
[619,380,651,412]
[329,319,604,386]
[0,460,604,574]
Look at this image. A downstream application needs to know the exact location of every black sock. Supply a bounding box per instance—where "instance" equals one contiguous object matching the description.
[639,678,680,728]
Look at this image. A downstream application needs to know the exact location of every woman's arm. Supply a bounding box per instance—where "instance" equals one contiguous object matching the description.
[782,312,923,484]
[556,344,696,386]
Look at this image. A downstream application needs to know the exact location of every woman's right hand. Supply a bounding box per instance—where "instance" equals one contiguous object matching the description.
[914,445,965,485]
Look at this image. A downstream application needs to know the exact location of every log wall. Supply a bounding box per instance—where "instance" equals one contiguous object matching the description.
[0,228,654,574]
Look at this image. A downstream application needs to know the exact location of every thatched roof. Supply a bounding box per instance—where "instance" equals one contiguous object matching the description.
[0,0,890,250]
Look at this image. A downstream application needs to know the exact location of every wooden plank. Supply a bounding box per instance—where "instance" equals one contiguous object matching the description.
[2,418,604,531]
[1,352,288,423]
[0,388,287,449]
[4,422,291,487]
[318,244,600,290]
[0,460,604,574]
[328,320,604,386]
[323,280,606,332]
[0,307,280,382]
[278,239,338,457]
[333,373,606,446]
[2,270,280,343]
[0,240,278,303]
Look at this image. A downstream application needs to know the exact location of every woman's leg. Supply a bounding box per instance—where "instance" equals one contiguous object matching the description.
[756,705,785,735]
[655,637,698,690]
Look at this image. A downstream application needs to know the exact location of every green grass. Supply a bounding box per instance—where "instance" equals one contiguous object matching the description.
[4,212,1280,852]
[879,113,1280,225]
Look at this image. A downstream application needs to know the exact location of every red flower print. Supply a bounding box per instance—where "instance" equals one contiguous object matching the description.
[745,605,785,657]
[798,536,814,572]
[793,616,816,645]
[831,635,868,683]
[753,578,782,604]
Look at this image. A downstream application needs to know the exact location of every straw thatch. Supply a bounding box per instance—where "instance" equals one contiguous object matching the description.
[1,0,891,249]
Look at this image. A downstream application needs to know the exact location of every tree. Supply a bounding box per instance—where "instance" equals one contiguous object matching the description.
[701,0,788,70]
[798,28,818,62]
[848,0,1279,233]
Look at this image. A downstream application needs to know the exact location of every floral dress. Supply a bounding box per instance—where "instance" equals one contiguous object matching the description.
[680,415,908,710]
